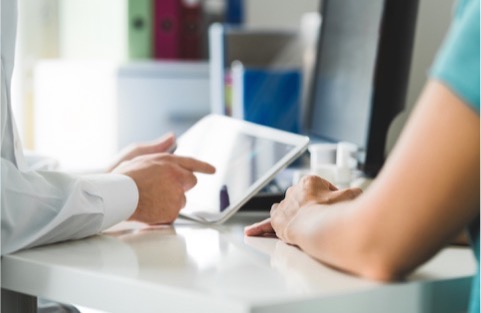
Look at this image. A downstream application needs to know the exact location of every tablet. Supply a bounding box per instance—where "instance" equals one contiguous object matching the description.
[175,114,309,224]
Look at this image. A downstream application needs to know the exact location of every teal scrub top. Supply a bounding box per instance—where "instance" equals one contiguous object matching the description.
[431,0,480,312]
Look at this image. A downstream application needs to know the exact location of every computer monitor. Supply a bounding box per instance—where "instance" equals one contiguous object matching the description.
[306,0,419,177]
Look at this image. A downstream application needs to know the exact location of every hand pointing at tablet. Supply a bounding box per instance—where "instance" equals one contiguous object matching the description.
[110,134,215,224]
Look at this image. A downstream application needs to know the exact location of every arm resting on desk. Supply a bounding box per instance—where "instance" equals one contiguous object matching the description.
[1,159,138,255]
[270,81,480,281]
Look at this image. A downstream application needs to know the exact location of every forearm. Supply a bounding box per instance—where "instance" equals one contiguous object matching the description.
[1,158,137,255]
[284,81,480,281]
[285,201,401,281]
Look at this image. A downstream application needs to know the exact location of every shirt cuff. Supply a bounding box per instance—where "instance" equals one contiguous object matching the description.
[83,174,139,230]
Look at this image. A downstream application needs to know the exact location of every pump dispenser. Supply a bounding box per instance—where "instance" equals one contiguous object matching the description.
[335,142,357,188]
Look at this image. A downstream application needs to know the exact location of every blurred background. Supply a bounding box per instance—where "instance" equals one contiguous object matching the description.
[11,0,454,171]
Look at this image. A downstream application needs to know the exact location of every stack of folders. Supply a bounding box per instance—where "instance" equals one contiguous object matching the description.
[60,0,245,60]
[129,0,203,60]
[59,0,206,60]
[209,24,303,133]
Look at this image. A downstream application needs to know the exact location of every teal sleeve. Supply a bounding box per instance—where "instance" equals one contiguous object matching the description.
[431,0,480,113]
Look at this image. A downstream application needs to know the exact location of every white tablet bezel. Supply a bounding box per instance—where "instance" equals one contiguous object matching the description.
[176,114,309,224]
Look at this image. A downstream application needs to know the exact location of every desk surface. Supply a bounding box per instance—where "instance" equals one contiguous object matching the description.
[2,212,476,313]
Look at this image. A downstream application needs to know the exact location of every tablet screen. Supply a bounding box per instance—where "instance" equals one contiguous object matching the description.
[175,115,309,223]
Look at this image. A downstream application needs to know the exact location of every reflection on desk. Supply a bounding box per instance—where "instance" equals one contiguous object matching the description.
[1,213,476,313]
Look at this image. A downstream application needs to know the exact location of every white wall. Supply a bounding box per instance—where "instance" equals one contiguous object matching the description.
[12,0,59,148]
[59,0,128,60]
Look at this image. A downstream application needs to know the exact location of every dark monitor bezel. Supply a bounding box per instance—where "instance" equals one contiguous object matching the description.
[306,0,419,177]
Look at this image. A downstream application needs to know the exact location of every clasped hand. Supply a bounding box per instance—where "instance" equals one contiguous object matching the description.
[245,175,362,244]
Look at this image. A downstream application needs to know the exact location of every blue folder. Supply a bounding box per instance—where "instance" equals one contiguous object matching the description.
[241,68,301,133]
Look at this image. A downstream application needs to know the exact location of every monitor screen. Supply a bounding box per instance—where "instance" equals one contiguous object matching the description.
[307,0,419,177]
[308,0,384,148]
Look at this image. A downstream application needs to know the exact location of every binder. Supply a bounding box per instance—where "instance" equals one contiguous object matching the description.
[208,23,226,114]
[128,0,153,59]
[153,0,181,59]
[179,0,202,60]
[232,61,301,133]
[226,0,244,25]
[153,0,202,60]
[208,24,302,115]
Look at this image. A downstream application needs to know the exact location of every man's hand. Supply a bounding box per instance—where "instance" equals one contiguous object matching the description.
[244,175,362,241]
[113,153,215,224]
[107,133,176,173]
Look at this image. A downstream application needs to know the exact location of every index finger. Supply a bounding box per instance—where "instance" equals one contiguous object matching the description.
[172,156,216,174]
[244,218,274,236]
[300,175,338,191]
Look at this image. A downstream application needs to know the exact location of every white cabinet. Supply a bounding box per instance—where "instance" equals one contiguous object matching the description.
[34,60,210,170]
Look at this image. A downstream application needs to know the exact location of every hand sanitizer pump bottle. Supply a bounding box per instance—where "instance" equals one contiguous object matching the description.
[335,142,357,188]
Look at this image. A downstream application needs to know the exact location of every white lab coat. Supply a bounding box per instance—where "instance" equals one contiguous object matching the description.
[1,0,139,255]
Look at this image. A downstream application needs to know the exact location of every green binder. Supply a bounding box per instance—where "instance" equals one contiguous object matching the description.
[128,0,152,59]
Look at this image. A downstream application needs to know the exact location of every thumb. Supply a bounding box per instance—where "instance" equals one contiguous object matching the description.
[145,133,176,154]
[328,187,363,203]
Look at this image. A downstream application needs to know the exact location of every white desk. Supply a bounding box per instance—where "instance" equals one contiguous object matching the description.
[1,212,476,313]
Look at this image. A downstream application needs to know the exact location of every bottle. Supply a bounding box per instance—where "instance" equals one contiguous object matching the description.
[335,142,357,188]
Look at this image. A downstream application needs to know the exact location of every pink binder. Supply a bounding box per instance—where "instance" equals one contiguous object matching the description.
[179,0,202,60]
[153,0,181,59]
[154,0,203,60]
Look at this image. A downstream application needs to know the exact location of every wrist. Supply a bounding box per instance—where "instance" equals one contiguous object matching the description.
[284,204,320,246]
[83,174,139,230]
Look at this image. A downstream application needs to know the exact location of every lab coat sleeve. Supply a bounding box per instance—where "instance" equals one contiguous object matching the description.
[1,158,139,255]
